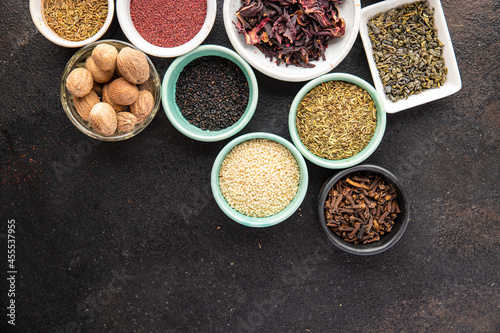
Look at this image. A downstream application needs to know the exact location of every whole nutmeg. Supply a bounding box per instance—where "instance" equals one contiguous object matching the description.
[117,47,150,85]
[130,90,154,123]
[66,68,93,97]
[91,43,118,71]
[73,90,100,122]
[92,81,103,97]
[116,112,138,133]
[102,81,126,112]
[108,78,140,106]
[85,56,114,83]
[138,77,156,96]
[116,64,123,78]
[89,102,117,136]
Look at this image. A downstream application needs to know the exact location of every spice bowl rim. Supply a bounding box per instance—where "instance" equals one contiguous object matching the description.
[223,0,361,82]
[288,73,387,169]
[29,0,115,48]
[116,0,217,58]
[211,132,309,228]
[317,164,410,255]
[161,44,259,142]
[60,39,162,142]
[359,0,462,113]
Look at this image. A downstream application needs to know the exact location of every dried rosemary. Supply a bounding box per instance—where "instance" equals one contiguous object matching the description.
[296,81,377,160]
[43,0,108,42]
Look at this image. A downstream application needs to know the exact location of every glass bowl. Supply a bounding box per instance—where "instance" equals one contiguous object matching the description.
[162,45,258,142]
[30,0,114,48]
[223,0,361,82]
[211,132,309,228]
[317,164,410,255]
[116,0,217,58]
[60,39,161,141]
[288,73,386,169]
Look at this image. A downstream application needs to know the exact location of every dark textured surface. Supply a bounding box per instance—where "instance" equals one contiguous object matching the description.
[1,1,499,332]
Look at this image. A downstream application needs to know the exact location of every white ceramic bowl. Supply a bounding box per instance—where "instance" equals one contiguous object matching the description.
[29,0,114,48]
[359,0,462,113]
[223,0,361,82]
[116,0,217,58]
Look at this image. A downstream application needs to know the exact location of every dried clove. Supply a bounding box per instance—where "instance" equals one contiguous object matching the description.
[324,171,401,245]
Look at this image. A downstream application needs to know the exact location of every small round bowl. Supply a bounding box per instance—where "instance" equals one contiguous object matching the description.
[60,40,161,141]
[211,132,309,228]
[289,73,386,169]
[162,45,258,142]
[223,0,361,82]
[30,0,114,48]
[116,0,217,58]
[318,164,410,255]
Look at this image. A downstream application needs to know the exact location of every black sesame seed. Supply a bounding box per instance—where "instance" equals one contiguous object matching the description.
[175,56,249,131]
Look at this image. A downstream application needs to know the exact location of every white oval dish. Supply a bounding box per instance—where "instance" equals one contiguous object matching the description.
[116,0,217,58]
[223,0,361,82]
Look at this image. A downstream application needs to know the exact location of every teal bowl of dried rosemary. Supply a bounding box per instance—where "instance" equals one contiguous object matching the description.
[289,73,386,169]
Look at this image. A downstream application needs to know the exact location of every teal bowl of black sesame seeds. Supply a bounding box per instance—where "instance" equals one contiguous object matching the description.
[161,45,258,142]
[211,132,309,228]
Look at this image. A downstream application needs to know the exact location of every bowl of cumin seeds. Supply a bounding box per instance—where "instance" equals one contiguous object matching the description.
[30,0,114,48]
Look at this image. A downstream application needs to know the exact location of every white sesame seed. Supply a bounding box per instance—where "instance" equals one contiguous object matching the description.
[219,139,300,218]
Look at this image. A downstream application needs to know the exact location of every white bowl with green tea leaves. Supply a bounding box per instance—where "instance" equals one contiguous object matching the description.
[288,73,386,169]
[30,0,114,48]
[359,0,462,113]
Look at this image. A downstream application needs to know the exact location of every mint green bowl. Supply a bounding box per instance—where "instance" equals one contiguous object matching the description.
[289,73,387,169]
[162,45,258,142]
[211,132,309,228]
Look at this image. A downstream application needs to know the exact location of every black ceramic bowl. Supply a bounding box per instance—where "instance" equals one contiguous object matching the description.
[318,164,410,255]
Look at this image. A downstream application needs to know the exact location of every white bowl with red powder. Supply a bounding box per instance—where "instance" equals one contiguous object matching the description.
[116,0,217,58]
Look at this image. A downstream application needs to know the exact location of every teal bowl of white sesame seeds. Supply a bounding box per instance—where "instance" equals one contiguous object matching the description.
[211,132,309,228]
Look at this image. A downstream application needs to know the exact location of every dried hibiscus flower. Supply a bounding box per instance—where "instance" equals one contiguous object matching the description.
[234,0,346,68]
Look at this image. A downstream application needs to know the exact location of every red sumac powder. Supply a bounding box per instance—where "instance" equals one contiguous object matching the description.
[130,0,207,48]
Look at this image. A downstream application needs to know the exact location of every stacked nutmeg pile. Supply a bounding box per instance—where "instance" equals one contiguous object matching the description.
[66,43,155,136]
